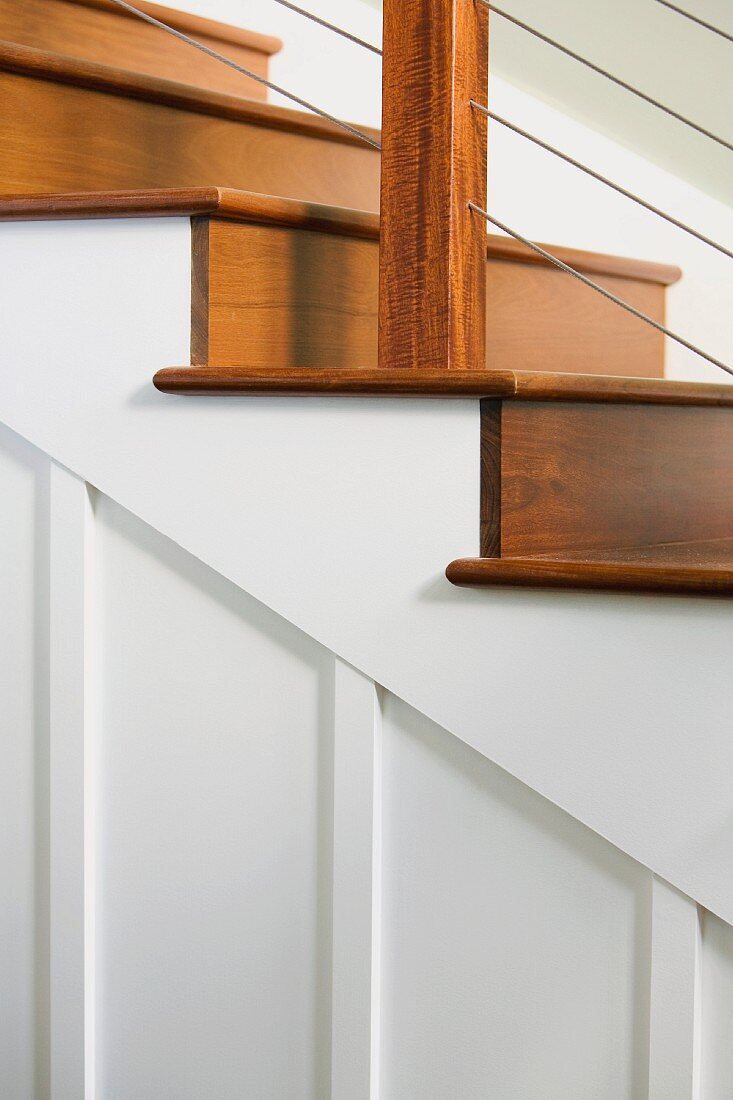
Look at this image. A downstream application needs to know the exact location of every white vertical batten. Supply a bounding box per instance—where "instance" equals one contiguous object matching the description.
[49,464,95,1098]
[331,659,382,1099]
[648,876,702,1100]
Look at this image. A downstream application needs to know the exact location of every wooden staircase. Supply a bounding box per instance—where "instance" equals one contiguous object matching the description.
[1,1,731,598]
[0,1,379,209]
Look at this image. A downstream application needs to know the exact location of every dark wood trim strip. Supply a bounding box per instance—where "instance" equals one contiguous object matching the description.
[0,41,381,148]
[151,366,733,406]
[486,235,681,286]
[445,557,733,596]
[480,401,502,557]
[190,217,209,366]
[67,0,283,55]
[0,187,681,284]
[378,0,489,371]
[0,189,382,239]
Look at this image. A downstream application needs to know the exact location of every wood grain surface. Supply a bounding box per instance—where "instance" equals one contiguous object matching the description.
[187,215,673,375]
[0,189,682,287]
[496,401,733,555]
[0,60,380,209]
[445,555,733,596]
[152,366,733,406]
[379,0,489,370]
[199,220,379,370]
[0,0,280,99]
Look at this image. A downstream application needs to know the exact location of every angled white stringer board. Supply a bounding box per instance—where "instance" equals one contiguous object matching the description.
[0,217,732,932]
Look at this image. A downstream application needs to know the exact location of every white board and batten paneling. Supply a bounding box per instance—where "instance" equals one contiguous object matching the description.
[3,429,733,1096]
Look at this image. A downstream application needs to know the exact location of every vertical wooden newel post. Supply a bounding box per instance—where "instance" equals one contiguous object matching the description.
[379,0,489,371]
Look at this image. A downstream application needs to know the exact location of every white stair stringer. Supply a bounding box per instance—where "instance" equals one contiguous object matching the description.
[1,214,732,928]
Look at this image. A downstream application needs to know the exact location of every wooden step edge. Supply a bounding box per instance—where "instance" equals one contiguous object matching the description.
[445,557,733,597]
[0,187,381,239]
[0,41,380,149]
[68,0,283,57]
[487,236,681,285]
[0,186,681,284]
[151,367,733,406]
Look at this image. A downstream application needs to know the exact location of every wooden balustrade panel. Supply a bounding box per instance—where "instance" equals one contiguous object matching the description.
[0,0,280,98]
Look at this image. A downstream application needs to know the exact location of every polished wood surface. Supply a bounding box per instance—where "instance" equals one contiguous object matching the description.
[173,211,673,377]
[485,235,680,286]
[494,402,733,556]
[379,0,489,371]
[194,219,379,370]
[0,185,683,378]
[0,43,380,146]
[189,220,670,373]
[152,366,733,405]
[0,58,380,208]
[485,260,666,376]
[0,0,280,99]
[480,402,502,557]
[190,218,209,366]
[0,187,382,236]
[0,187,680,279]
[445,556,733,596]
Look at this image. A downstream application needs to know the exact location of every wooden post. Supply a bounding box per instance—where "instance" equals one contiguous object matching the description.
[378,0,489,371]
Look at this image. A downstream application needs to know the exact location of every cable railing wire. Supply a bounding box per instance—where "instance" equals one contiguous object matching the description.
[270,0,382,55]
[105,0,381,149]
[468,201,733,379]
[653,0,733,45]
[477,1,733,154]
[470,101,733,262]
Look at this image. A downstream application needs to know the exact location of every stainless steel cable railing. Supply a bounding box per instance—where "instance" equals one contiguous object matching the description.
[477,0,733,154]
[270,0,382,55]
[468,202,733,378]
[106,0,381,149]
[468,2,733,377]
[107,0,731,379]
[470,101,733,262]
[653,0,733,44]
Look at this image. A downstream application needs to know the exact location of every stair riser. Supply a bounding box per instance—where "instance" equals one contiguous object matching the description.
[194,218,670,377]
[481,398,733,558]
[0,70,380,212]
[0,0,279,99]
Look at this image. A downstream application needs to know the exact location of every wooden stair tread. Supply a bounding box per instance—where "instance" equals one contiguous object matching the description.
[445,553,733,596]
[0,189,679,378]
[150,367,733,407]
[0,41,379,148]
[1,0,280,100]
[524,538,733,567]
[0,187,681,284]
